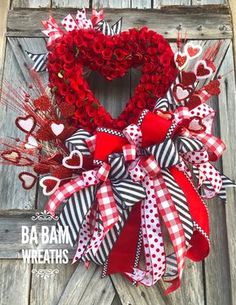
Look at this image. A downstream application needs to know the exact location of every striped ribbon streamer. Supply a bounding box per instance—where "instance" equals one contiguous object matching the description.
[25,50,48,72]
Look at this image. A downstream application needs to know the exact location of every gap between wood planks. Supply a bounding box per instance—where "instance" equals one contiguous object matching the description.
[6,6,232,40]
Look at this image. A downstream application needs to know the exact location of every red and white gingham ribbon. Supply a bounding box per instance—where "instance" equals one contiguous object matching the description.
[42,16,64,46]
[153,175,186,293]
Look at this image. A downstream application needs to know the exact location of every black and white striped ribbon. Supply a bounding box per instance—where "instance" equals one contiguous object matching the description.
[95,17,122,36]
[57,185,97,246]
[146,138,180,168]
[176,136,203,154]
[65,129,92,156]
[25,50,48,72]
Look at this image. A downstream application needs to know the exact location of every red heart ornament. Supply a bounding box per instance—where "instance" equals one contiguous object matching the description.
[1,150,21,164]
[174,52,188,70]
[187,94,202,110]
[184,43,202,59]
[39,176,61,196]
[182,71,196,86]
[19,172,37,190]
[173,84,193,102]
[195,60,213,79]
[15,115,36,134]
[47,28,177,131]
[188,117,206,133]
[204,79,221,96]
[62,150,83,169]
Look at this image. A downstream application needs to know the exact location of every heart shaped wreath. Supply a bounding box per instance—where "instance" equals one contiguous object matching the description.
[0,8,235,294]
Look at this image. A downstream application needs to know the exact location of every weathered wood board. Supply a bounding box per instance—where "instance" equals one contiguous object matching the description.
[0,0,235,305]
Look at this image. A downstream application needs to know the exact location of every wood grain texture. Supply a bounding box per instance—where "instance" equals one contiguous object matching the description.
[154,0,225,7]
[217,43,236,305]
[52,0,90,8]
[0,212,75,258]
[30,264,76,305]
[56,264,116,305]
[131,0,152,8]
[111,260,205,305]
[11,0,50,8]
[6,7,232,40]
[0,0,10,79]
[0,260,31,305]
[229,0,236,70]
[93,0,130,8]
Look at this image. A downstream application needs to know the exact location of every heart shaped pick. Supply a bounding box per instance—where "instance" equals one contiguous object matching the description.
[19,172,37,190]
[15,115,36,134]
[39,176,61,196]
[174,52,188,70]
[195,60,213,79]
[188,117,206,133]
[24,135,38,150]
[50,122,65,136]
[1,150,21,164]
[182,71,197,86]
[173,84,193,102]
[62,150,83,169]
[184,43,202,59]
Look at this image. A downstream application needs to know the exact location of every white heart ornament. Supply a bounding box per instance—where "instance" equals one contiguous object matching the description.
[39,176,61,196]
[176,86,190,100]
[19,172,37,190]
[62,150,83,169]
[25,136,38,149]
[16,115,36,134]
[50,123,65,136]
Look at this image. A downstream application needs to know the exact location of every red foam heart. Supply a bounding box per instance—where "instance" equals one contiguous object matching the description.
[187,94,202,110]
[15,115,36,134]
[173,84,193,102]
[19,172,37,190]
[47,28,177,131]
[40,176,61,195]
[182,71,196,86]
[63,151,83,169]
[174,52,188,70]
[195,60,213,79]
[204,79,221,96]
[185,43,202,59]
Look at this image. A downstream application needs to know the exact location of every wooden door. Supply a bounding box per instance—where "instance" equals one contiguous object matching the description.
[0,1,235,305]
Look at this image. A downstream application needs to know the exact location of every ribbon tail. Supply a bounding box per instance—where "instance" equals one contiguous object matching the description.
[125,177,166,286]
[153,173,186,294]
[57,185,96,247]
[170,167,210,261]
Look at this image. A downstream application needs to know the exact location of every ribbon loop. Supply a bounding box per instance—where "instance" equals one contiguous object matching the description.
[146,138,180,168]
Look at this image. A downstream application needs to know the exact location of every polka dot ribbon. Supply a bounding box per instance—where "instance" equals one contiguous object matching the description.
[42,8,104,46]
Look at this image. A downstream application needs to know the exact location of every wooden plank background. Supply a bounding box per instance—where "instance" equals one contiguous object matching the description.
[0,0,235,305]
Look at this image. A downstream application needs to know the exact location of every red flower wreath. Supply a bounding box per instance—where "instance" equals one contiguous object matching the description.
[47,27,177,131]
